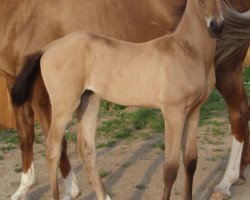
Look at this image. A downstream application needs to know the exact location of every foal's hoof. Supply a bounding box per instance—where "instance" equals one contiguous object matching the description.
[210,192,230,200]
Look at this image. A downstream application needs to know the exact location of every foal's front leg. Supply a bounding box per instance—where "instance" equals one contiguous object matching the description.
[182,107,201,200]
[161,105,187,200]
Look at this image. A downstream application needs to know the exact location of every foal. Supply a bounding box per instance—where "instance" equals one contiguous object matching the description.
[13,0,224,199]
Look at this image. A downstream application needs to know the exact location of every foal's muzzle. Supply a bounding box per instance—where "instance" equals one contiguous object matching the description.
[209,19,225,38]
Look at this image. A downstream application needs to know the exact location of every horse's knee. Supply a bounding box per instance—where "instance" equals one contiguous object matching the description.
[77,137,94,166]
[163,162,179,186]
[240,99,250,122]
[184,157,197,176]
[230,113,248,142]
[18,132,35,149]
[46,139,62,162]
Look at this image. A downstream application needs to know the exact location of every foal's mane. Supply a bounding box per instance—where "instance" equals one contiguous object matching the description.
[215,2,250,65]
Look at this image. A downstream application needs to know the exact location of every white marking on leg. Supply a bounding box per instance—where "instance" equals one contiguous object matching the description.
[214,136,243,196]
[63,170,80,200]
[11,162,35,200]
[106,195,112,200]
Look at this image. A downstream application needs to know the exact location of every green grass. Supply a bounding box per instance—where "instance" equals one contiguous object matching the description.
[153,141,165,151]
[106,140,116,147]
[96,143,107,149]
[96,139,117,148]
[0,129,18,144]
[35,135,43,144]
[0,145,16,152]
[99,169,110,178]
[114,128,133,139]
[199,90,226,125]
[203,136,224,145]
[211,127,225,136]
[122,161,132,168]
[65,130,77,143]
[14,164,22,173]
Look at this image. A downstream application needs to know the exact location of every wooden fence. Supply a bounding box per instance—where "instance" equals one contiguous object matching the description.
[0,49,250,130]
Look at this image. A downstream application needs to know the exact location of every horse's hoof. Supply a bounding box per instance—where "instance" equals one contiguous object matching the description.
[63,170,81,200]
[236,176,246,185]
[210,191,230,200]
[11,182,35,200]
[11,194,25,200]
[63,190,81,200]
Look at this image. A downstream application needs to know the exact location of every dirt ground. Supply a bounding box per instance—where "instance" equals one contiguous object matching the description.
[1,115,250,200]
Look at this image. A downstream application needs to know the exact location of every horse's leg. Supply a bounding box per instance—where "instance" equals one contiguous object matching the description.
[4,80,36,200]
[10,103,36,200]
[211,51,250,200]
[31,75,80,199]
[161,105,186,200]
[76,92,110,200]
[182,108,200,200]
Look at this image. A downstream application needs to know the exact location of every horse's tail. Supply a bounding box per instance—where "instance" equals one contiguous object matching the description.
[11,51,43,106]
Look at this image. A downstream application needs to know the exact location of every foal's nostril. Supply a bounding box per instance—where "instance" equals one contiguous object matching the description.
[210,19,218,33]
[209,19,225,36]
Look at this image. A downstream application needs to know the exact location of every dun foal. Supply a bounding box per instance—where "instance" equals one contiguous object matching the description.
[12,0,225,199]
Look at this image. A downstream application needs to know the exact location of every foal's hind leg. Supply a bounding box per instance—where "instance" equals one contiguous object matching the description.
[46,98,80,200]
[212,52,250,199]
[31,75,80,199]
[76,92,111,200]
[161,105,187,200]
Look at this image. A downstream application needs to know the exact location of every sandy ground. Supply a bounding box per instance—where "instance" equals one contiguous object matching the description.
[0,119,250,200]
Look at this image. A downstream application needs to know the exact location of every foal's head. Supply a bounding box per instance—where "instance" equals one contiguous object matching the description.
[198,0,225,37]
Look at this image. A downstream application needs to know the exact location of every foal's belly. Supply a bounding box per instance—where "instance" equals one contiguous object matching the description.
[86,65,162,108]
[87,78,161,108]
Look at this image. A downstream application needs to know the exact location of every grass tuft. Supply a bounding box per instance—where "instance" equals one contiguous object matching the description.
[114,128,133,139]
[153,141,165,151]
[100,169,110,178]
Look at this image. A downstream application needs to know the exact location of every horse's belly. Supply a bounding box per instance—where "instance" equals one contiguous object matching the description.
[87,80,161,108]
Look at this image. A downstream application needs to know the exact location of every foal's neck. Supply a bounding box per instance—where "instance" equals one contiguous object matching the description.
[174,0,213,51]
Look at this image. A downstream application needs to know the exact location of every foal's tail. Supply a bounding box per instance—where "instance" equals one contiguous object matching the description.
[11,51,43,106]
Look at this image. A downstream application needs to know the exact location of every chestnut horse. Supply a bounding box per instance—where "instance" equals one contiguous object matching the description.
[12,0,225,199]
[1,0,250,199]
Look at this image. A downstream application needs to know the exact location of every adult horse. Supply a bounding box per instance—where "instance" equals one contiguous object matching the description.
[1,0,249,199]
